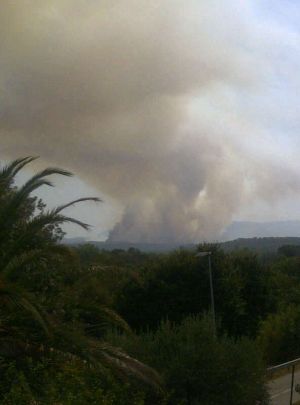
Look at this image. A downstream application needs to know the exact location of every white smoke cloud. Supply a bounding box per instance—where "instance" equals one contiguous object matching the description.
[1,0,300,242]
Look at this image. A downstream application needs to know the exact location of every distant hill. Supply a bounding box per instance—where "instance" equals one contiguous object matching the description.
[64,237,86,245]
[221,220,300,240]
[64,236,300,254]
[62,237,194,252]
[63,220,300,254]
[72,240,195,253]
[221,237,300,253]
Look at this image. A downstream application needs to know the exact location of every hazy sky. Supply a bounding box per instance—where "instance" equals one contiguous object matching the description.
[1,1,300,242]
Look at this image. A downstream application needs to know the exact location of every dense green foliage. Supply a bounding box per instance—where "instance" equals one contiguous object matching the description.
[109,315,268,405]
[115,248,271,338]
[3,156,300,403]
[74,230,300,402]
[258,305,300,365]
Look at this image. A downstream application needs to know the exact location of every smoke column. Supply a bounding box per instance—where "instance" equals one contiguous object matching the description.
[1,1,300,242]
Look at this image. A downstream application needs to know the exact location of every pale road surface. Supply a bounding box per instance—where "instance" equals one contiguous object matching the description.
[269,368,300,404]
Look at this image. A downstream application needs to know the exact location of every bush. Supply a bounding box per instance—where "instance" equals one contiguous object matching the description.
[108,314,269,405]
[0,356,146,404]
[258,305,300,365]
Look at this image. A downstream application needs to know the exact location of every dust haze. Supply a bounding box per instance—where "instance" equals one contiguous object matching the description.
[1,1,300,243]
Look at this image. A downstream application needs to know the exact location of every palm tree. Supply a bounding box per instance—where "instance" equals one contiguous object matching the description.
[0,157,98,331]
[0,157,161,390]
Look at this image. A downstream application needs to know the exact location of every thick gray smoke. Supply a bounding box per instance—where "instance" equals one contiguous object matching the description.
[1,1,300,242]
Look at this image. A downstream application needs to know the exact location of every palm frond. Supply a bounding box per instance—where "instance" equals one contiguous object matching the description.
[0,168,71,214]
[24,167,73,188]
[1,210,92,263]
[0,339,64,361]
[46,326,162,390]
[0,167,73,236]
[0,156,38,190]
[30,210,90,231]
[89,306,132,334]
[89,340,163,391]
[0,283,49,335]
[0,158,99,259]
[1,244,74,278]
[16,212,90,247]
[0,179,52,227]
[54,197,101,214]
[1,249,44,278]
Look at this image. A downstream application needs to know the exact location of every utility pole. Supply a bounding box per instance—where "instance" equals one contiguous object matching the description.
[195,251,216,336]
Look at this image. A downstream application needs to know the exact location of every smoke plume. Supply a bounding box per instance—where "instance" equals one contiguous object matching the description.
[1,1,300,242]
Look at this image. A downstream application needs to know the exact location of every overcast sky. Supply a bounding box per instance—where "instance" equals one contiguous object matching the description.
[1,1,300,242]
